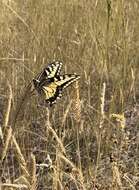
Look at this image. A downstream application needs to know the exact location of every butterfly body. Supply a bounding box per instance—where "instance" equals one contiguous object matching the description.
[33,61,80,106]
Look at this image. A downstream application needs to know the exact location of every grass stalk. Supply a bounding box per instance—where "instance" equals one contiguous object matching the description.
[94,82,106,180]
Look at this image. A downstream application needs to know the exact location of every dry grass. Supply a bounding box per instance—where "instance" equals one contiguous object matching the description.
[0,0,139,189]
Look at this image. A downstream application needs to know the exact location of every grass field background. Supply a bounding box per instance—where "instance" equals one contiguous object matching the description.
[0,0,139,189]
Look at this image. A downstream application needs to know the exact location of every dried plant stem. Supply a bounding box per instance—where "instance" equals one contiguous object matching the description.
[130,67,136,102]
[99,82,106,129]
[45,107,66,155]
[123,173,135,190]
[72,81,82,172]
[95,82,106,179]
[61,101,72,128]
[14,175,30,188]
[1,81,12,160]
[1,126,12,161]
[48,125,66,155]
[72,81,81,123]
[1,82,33,162]
[59,153,76,169]
[111,161,123,189]
[1,183,28,189]
[12,135,30,178]
[59,153,85,190]
[3,82,12,130]
[2,1,39,44]
[0,127,3,143]
[52,165,63,190]
[76,124,82,173]
[30,153,37,190]
[11,82,33,132]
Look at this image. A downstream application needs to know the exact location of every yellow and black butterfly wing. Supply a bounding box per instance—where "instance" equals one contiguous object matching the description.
[55,74,80,89]
[45,61,63,78]
[41,74,80,106]
[33,61,63,94]
[41,83,62,106]
[35,61,63,82]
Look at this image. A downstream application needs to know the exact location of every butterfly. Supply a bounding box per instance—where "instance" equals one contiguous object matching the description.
[33,61,80,106]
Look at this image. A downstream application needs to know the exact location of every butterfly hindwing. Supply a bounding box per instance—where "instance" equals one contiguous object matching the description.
[55,74,80,89]
[42,83,62,106]
[40,74,80,106]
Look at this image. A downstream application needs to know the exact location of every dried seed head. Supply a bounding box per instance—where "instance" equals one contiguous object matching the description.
[71,81,81,123]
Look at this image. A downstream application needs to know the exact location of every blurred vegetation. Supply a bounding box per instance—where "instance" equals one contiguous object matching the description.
[0,0,139,189]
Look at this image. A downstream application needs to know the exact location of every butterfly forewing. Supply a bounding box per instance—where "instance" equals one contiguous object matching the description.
[43,61,63,79]
[35,61,63,82]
